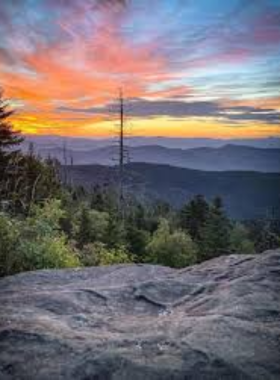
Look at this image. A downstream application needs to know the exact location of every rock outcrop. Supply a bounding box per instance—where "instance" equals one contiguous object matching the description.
[0,250,280,379]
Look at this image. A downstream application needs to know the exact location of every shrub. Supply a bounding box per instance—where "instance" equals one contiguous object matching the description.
[18,235,79,271]
[76,207,109,247]
[81,242,131,266]
[146,219,197,268]
[0,212,21,276]
[0,200,80,277]
[230,223,255,254]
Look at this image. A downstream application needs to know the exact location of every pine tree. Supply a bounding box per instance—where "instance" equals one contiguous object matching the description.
[90,185,106,211]
[179,195,209,242]
[134,203,146,229]
[77,207,93,248]
[199,196,231,260]
[106,212,126,248]
[0,91,24,211]
[247,219,280,253]
[0,91,23,161]
[125,223,149,261]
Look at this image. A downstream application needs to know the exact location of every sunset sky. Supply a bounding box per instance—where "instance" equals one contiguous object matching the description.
[0,0,279,138]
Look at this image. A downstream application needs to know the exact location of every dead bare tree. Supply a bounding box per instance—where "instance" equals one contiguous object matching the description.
[115,88,131,222]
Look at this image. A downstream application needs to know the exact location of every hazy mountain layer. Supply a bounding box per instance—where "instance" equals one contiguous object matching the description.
[22,141,280,172]
[22,135,280,150]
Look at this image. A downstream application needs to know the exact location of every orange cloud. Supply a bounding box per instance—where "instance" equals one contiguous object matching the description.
[1,0,167,111]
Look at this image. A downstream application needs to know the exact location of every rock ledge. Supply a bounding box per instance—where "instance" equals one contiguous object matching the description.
[0,250,280,379]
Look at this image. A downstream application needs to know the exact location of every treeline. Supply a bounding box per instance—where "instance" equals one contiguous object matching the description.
[1,92,280,277]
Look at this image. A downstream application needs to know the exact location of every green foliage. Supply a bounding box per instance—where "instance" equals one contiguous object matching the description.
[18,236,79,271]
[179,194,209,241]
[28,199,65,229]
[18,200,79,271]
[0,200,80,277]
[0,91,23,161]
[1,176,279,277]
[76,207,93,248]
[199,197,231,260]
[246,219,280,253]
[80,242,131,266]
[1,153,61,214]
[125,224,150,261]
[90,185,115,212]
[146,219,197,268]
[76,207,109,248]
[105,212,126,248]
[133,204,146,229]
[230,223,255,254]
[0,212,21,276]
[0,94,60,214]
[152,200,172,218]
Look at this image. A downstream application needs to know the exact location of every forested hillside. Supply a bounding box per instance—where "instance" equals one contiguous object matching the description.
[65,163,280,219]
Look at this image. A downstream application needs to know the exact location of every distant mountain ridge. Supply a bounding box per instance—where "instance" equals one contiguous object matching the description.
[23,142,280,172]
[65,163,280,220]
[22,135,280,150]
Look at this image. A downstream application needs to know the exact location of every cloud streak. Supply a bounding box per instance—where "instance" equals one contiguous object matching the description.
[58,98,280,124]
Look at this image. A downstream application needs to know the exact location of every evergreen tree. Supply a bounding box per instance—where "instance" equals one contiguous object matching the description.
[77,207,92,248]
[179,195,209,242]
[247,219,280,253]
[105,212,126,248]
[0,92,23,209]
[153,200,171,218]
[229,223,255,254]
[0,91,23,161]
[134,203,146,230]
[90,185,106,211]
[125,223,149,261]
[199,196,231,260]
